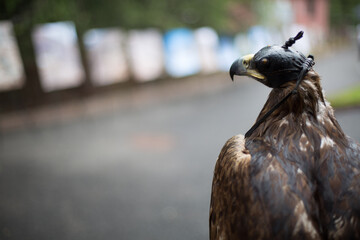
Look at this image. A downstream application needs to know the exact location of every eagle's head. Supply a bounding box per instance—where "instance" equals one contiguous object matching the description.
[230,31,325,138]
[230,32,311,88]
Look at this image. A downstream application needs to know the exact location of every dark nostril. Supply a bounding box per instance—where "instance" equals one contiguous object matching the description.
[243,60,249,68]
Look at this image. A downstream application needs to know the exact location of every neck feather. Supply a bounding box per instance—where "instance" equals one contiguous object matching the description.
[248,72,346,143]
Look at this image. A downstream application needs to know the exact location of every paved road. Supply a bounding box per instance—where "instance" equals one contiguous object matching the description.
[0,45,359,240]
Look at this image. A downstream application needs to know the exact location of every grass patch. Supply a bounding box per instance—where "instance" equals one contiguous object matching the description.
[328,85,360,109]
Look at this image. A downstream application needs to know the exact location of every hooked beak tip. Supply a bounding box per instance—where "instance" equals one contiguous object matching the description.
[229,60,239,81]
[230,72,234,81]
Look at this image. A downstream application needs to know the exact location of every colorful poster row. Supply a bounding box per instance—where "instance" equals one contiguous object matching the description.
[0,21,311,92]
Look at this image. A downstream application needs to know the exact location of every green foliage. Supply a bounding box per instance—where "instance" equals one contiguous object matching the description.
[1,0,235,33]
[2,0,359,39]
[330,0,360,27]
[328,85,360,109]
[77,0,234,31]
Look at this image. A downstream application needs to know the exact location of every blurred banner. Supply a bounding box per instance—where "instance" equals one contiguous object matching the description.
[127,29,164,82]
[0,21,25,91]
[234,28,283,55]
[194,27,219,74]
[32,21,85,92]
[234,33,251,56]
[247,26,272,53]
[84,28,129,86]
[163,28,200,78]
[217,36,237,72]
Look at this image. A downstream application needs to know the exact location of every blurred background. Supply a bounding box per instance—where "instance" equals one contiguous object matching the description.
[0,0,360,239]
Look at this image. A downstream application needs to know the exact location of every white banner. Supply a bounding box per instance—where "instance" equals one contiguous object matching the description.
[84,28,129,86]
[194,27,219,74]
[127,29,164,82]
[32,21,85,92]
[0,21,25,91]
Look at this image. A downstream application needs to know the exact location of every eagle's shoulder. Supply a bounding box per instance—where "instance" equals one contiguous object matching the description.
[210,135,268,239]
[216,134,251,171]
[210,134,251,212]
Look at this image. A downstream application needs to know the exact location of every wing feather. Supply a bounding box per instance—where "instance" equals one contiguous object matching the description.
[210,135,266,239]
[317,137,360,239]
[210,135,322,239]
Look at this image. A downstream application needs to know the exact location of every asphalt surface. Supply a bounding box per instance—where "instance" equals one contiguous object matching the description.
[0,44,360,240]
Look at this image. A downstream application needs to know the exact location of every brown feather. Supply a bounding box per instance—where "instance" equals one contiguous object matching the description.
[210,71,360,239]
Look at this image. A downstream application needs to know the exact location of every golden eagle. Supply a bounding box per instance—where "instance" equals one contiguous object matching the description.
[209,32,360,239]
